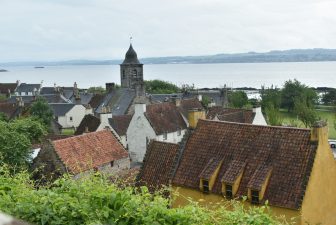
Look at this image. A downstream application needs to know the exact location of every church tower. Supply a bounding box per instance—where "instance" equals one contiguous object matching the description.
[120,44,145,97]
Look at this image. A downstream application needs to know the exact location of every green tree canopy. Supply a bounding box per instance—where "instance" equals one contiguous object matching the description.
[229,91,248,108]
[281,79,318,112]
[0,112,8,122]
[294,97,318,128]
[260,85,281,110]
[322,89,336,105]
[30,97,54,127]
[265,104,283,126]
[145,79,180,94]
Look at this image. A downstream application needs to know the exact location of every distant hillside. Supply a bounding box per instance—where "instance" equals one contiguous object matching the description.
[2,48,336,66]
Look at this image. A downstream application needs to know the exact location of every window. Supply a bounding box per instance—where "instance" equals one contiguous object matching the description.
[110,161,114,167]
[70,116,73,122]
[163,132,167,140]
[203,180,209,193]
[133,69,137,78]
[177,128,181,136]
[225,184,233,199]
[251,190,259,204]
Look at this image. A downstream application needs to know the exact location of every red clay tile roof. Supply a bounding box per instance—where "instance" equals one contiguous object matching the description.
[137,141,180,191]
[172,120,317,209]
[178,98,204,118]
[221,160,246,185]
[75,114,101,135]
[52,130,129,174]
[247,165,272,191]
[199,158,222,180]
[109,114,132,136]
[145,102,187,135]
[0,83,17,94]
[207,107,255,124]
[0,102,19,119]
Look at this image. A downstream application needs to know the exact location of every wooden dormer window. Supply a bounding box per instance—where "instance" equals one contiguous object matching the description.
[203,180,209,193]
[225,184,233,199]
[251,190,259,204]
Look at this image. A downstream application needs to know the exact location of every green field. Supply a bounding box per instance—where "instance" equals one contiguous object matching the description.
[61,128,75,135]
[280,109,336,139]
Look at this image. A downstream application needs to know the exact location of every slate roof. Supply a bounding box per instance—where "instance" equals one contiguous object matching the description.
[137,141,180,191]
[40,87,57,95]
[7,96,35,104]
[52,130,129,174]
[7,95,67,104]
[122,44,141,64]
[0,83,17,94]
[70,93,93,105]
[145,102,187,135]
[49,103,75,117]
[75,114,101,135]
[16,83,41,93]
[207,107,255,124]
[109,114,133,136]
[172,120,317,210]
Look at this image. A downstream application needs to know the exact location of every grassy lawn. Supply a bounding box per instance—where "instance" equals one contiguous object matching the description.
[61,128,75,135]
[280,109,336,139]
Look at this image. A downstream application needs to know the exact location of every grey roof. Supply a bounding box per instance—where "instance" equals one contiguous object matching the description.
[7,95,67,104]
[95,88,135,116]
[70,93,93,105]
[122,44,141,64]
[49,103,75,116]
[16,83,41,93]
[7,96,35,104]
[149,93,183,103]
[40,87,57,95]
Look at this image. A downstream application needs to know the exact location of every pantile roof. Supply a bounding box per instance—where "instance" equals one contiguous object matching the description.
[75,114,101,135]
[145,102,187,135]
[172,120,317,210]
[137,141,180,191]
[52,130,129,174]
[0,83,17,94]
[207,107,255,124]
[109,114,133,136]
[178,98,204,118]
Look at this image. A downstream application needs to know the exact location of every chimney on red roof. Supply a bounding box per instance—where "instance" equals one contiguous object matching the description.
[310,121,328,144]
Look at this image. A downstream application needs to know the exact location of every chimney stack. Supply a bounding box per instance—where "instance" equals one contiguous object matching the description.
[311,121,328,144]
[188,108,206,129]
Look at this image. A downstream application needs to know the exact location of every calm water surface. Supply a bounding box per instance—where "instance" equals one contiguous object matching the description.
[1,62,336,89]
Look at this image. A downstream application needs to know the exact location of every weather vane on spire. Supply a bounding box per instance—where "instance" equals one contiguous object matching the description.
[130,36,133,44]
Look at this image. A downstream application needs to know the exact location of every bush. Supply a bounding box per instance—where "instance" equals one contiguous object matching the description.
[0,168,289,225]
[145,80,180,94]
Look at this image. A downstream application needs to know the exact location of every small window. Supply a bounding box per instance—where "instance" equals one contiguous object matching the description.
[163,132,167,140]
[70,116,73,121]
[177,128,181,136]
[225,184,233,199]
[251,190,259,204]
[110,161,114,167]
[123,70,126,79]
[203,180,209,193]
[133,69,137,78]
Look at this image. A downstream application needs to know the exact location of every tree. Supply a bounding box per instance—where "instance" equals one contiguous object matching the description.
[265,104,283,126]
[322,89,336,105]
[145,80,180,94]
[260,85,281,110]
[229,91,248,108]
[10,118,47,143]
[87,86,107,94]
[30,97,53,127]
[281,79,317,112]
[201,95,211,109]
[294,97,318,128]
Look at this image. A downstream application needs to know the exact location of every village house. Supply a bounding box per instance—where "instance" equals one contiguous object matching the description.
[127,101,192,162]
[138,119,336,224]
[49,103,90,130]
[15,82,41,96]
[206,106,267,125]
[32,130,130,179]
[0,82,18,99]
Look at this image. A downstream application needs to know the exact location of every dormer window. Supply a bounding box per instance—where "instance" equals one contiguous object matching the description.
[203,180,209,193]
[163,132,167,140]
[251,190,259,204]
[225,184,233,199]
[110,161,114,167]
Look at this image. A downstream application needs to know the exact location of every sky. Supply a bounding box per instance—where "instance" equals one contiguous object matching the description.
[1,0,336,62]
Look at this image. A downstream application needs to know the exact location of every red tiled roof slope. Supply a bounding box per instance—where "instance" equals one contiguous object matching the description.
[109,114,132,136]
[207,107,255,124]
[53,130,128,174]
[0,102,19,119]
[138,141,180,191]
[178,98,204,118]
[145,102,187,135]
[173,120,317,209]
[89,94,106,109]
[0,83,17,94]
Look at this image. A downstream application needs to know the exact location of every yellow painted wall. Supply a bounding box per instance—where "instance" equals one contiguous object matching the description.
[172,186,301,223]
[188,110,206,129]
[222,171,243,195]
[301,125,336,224]
[200,161,223,192]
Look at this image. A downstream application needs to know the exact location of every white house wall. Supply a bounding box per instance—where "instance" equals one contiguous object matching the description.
[58,105,87,129]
